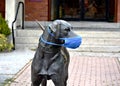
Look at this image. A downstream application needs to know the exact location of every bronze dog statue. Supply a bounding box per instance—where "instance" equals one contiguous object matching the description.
[31,20,82,86]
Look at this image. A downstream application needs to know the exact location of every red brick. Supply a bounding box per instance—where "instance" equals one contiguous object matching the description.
[9,52,120,86]
[25,0,48,21]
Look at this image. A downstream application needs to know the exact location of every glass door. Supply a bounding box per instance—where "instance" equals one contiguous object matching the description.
[84,0,108,20]
[50,0,109,21]
[60,0,81,20]
[51,0,81,21]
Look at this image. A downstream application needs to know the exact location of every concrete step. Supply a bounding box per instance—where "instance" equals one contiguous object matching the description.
[24,21,120,29]
[15,44,120,53]
[15,44,38,49]
[15,28,120,53]
[74,45,120,53]
[15,29,43,37]
[16,29,120,37]
[76,31,120,38]
[15,37,120,46]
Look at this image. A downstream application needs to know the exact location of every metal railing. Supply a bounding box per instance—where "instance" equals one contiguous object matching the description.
[12,1,24,50]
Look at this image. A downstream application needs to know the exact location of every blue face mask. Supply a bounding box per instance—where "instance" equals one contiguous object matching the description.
[40,35,82,49]
[60,36,82,49]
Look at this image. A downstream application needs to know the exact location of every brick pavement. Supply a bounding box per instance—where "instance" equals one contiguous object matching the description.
[7,52,120,86]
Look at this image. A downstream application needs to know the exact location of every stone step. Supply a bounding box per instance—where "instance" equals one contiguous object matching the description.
[69,45,120,53]
[15,37,120,46]
[15,28,120,53]
[15,29,43,37]
[76,31,120,38]
[15,44,38,49]
[15,37,39,44]
[24,21,120,29]
[15,43,120,53]
[83,38,120,46]
[16,29,120,38]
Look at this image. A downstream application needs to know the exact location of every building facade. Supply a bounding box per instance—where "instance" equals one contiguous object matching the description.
[25,0,120,22]
[0,0,120,26]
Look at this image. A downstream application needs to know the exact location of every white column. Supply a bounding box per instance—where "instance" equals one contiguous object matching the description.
[5,0,16,29]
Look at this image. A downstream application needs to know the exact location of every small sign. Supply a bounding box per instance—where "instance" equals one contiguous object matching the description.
[30,0,42,2]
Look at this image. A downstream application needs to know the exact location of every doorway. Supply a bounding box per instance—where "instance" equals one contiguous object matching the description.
[50,0,81,21]
[50,0,110,21]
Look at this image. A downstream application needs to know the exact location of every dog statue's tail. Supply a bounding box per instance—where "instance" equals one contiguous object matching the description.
[41,75,47,86]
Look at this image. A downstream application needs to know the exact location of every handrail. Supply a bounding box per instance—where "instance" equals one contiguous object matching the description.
[12,2,24,50]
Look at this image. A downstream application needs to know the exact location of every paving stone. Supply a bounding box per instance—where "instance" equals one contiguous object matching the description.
[8,52,120,86]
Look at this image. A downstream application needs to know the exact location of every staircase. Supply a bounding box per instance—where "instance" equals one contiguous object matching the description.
[15,22,120,53]
[74,30,120,53]
[15,29,42,49]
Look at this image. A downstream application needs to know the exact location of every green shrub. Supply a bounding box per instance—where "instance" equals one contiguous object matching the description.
[0,14,13,52]
[0,14,11,37]
[0,34,13,52]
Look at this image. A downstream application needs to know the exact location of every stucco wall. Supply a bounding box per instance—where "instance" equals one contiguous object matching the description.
[6,0,16,28]
[25,0,48,21]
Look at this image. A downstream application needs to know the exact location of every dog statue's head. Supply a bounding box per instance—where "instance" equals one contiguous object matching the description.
[41,20,82,49]
[49,20,72,38]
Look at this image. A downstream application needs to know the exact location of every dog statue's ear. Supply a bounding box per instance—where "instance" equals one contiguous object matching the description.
[55,24,62,38]
[48,24,56,32]
[48,20,61,32]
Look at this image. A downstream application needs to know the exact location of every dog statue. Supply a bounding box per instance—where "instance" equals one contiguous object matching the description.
[31,20,82,86]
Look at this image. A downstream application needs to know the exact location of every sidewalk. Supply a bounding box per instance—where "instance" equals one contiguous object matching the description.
[0,48,35,86]
[6,51,120,86]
